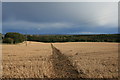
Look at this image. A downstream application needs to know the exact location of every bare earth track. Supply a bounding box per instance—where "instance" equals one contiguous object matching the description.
[43,44,80,78]
[2,42,118,79]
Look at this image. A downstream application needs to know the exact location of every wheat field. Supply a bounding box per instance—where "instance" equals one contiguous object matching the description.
[2,42,118,78]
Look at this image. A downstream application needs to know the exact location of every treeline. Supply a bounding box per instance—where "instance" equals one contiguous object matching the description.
[27,34,120,43]
[0,33,2,43]
[1,32,120,44]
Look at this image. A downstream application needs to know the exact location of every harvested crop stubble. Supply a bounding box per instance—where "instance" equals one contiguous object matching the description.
[2,42,118,78]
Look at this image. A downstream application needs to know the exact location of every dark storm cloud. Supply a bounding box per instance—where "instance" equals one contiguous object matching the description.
[0,2,2,32]
[2,2,118,34]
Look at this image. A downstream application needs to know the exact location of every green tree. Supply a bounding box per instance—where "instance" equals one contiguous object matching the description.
[3,38,14,44]
[4,32,26,44]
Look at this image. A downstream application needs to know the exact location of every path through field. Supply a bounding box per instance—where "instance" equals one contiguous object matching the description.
[42,44,80,78]
[2,42,118,78]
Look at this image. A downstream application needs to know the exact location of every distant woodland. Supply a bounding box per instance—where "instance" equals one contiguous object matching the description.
[0,32,120,44]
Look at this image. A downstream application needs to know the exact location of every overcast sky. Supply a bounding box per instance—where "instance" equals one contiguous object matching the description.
[2,2,118,34]
[0,2,1,33]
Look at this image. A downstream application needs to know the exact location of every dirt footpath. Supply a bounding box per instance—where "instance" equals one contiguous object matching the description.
[43,44,85,78]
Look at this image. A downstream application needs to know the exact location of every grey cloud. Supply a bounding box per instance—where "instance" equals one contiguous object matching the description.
[2,2,118,34]
[0,2,2,32]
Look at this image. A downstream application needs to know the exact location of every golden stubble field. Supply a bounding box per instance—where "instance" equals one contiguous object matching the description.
[2,42,118,78]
